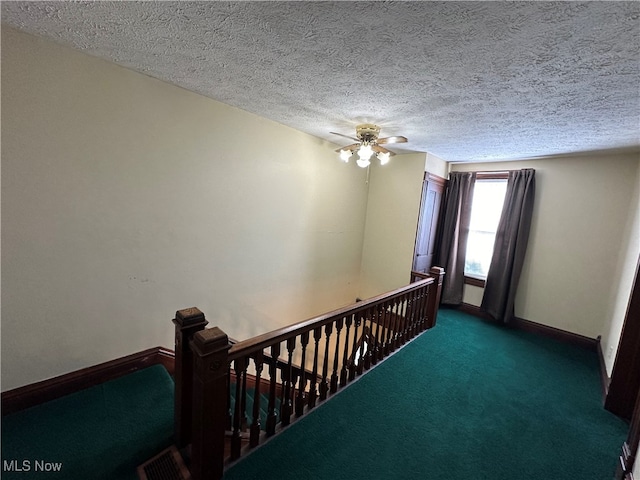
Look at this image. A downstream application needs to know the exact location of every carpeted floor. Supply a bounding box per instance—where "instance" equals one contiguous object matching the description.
[225,309,628,480]
[2,365,174,480]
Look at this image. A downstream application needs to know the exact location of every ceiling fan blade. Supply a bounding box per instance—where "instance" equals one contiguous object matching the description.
[330,132,360,142]
[377,136,408,145]
[335,143,360,153]
[371,144,396,156]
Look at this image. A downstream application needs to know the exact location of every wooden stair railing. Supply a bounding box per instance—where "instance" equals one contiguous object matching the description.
[173,267,444,480]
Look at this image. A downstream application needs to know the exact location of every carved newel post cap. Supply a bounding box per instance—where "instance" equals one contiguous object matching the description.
[174,307,208,328]
[192,327,230,356]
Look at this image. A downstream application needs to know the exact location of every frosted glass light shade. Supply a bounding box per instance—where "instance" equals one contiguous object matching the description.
[356,158,371,168]
[339,149,352,162]
[377,152,391,165]
[357,144,374,161]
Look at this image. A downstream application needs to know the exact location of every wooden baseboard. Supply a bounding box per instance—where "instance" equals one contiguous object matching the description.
[510,316,598,351]
[2,346,175,415]
[456,303,493,321]
[596,336,611,402]
[455,303,598,351]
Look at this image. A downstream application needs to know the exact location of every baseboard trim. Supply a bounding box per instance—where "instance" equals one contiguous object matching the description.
[457,303,493,321]
[2,346,175,415]
[596,336,611,401]
[455,303,598,351]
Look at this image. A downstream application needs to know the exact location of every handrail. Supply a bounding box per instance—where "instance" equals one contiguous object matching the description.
[172,266,444,480]
[228,276,434,361]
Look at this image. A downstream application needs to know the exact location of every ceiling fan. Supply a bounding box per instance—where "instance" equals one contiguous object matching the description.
[331,124,408,168]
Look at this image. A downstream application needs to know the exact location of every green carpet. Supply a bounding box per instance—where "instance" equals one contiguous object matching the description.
[2,365,174,480]
[225,309,628,480]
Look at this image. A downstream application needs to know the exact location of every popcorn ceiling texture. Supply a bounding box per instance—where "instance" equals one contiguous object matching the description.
[2,1,639,162]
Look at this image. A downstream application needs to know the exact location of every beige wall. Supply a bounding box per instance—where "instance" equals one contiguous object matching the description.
[359,153,427,298]
[1,28,371,390]
[600,160,640,374]
[452,152,640,341]
[425,152,448,179]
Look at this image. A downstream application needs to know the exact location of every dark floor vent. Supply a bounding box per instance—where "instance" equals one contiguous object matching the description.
[137,445,191,480]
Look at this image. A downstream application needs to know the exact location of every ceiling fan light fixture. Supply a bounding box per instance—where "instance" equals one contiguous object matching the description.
[339,149,352,162]
[356,158,371,168]
[377,152,391,165]
[332,124,407,168]
[357,144,374,162]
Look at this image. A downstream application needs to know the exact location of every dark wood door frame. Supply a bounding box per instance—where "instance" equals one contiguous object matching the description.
[608,255,640,479]
[607,255,640,419]
[412,172,447,273]
[616,389,640,480]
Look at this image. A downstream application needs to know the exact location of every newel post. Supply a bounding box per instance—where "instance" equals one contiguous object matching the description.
[173,307,208,448]
[426,267,445,329]
[190,327,230,480]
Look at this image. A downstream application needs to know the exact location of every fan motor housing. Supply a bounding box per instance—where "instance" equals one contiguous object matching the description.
[356,124,381,143]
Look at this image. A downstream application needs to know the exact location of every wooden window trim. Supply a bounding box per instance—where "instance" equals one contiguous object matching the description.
[464,276,486,288]
[475,171,509,180]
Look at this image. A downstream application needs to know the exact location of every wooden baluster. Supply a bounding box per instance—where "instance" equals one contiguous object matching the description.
[296,332,309,417]
[415,288,424,334]
[377,306,386,360]
[410,289,420,335]
[379,305,388,360]
[398,293,409,346]
[378,303,389,359]
[349,314,361,381]
[281,337,295,426]
[415,286,425,332]
[240,358,249,431]
[416,288,426,335]
[266,343,280,436]
[419,284,430,332]
[319,323,332,400]
[278,363,286,423]
[308,327,322,409]
[407,291,416,341]
[426,267,445,328]
[249,352,263,448]
[418,287,427,333]
[358,323,367,375]
[404,291,412,340]
[364,310,373,371]
[172,307,208,448]
[225,364,232,431]
[388,300,399,352]
[392,298,401,347]
[190,327,230,480]
[407,290,417,340]
[330,318,343,393]
[231,356,248,460]
[371,307,382,366]
[290,370,299,416]
[340,315,352,387]
[383,301,394,356]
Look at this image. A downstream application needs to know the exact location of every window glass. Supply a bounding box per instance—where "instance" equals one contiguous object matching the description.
[464,179,508,279]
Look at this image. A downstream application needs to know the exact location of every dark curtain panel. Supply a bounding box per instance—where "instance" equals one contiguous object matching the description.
[435,171,476,305]
[481,168,536,323]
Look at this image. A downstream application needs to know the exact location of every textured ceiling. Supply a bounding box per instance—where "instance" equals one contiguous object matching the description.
[2,1,639,162]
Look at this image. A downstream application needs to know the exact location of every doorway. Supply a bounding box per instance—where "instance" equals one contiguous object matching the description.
[412,172,446,273]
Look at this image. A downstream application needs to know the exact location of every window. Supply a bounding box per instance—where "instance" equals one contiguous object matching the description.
[464,177,508,281]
